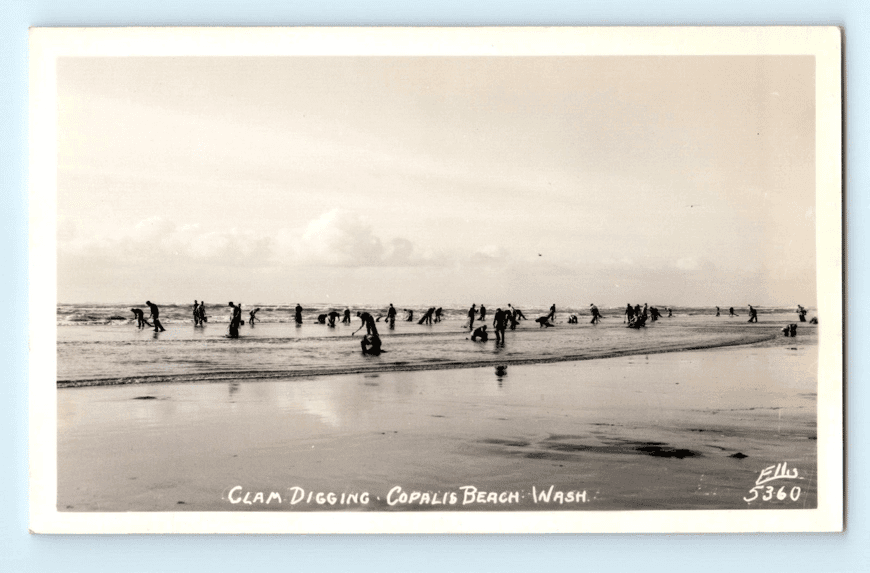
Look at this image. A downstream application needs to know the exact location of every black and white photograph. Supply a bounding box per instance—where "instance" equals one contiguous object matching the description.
[28,27,843,533]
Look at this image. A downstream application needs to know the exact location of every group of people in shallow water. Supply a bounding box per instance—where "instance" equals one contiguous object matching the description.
[131,300,814,350]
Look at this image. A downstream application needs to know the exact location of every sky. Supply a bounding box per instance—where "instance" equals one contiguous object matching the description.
[56,56,816,307]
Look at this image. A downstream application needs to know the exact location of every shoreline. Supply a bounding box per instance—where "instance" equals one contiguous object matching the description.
[57,328,787,388]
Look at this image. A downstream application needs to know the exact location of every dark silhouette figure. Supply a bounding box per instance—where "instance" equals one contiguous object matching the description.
[479,305,487,321]
[198,301,208,324]
[131,308,152,328]
[650,307,662,322]
[354,311,378,337]
[317,314,328,324]
[386,304,397,328]
[228,302,242,338]
[729,307,738,317]
[547,304,556,322]
[536,316,554,328]
[797,305,807,322]
[342,308,352,324]
[193,301,200,326]
[716,306,720,317]
[434,308,443,323]
[747,305,758,323]
[493,308,508,342]
[590,304,603,324]
[295,304,303,325]
[567,315,578,324]
[418,307,436,325]
[467,304,477,331]
[667,308,673,318]
[628,314,647,329]
[471,325,489,342]
[361,333,383,355]
[327,311,341,327]
[145,301,165,332]
[625,304,635,324]
[249,308,260,326]
[509,305,527,321]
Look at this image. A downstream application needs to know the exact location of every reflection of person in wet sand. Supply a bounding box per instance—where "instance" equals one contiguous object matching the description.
[667,308,673,318]
[471,325,488,342]
[747,305,758,323]
[131,308,152,329]
[493,308,508,342]
[145,301,165,332]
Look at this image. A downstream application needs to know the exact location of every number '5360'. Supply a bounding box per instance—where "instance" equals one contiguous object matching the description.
[743,485,801,503]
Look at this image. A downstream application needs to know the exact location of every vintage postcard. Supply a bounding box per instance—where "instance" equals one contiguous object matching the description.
[29,27,842,533]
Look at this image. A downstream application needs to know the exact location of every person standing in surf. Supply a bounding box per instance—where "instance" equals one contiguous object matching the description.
[193,300,200,326]
[145,301,165,332]
[479,305,487,321]
[729,306,738,317]
[467,304,477,331]
[228,302,242,337]
[249,308,260,326]
[354,311,378,337]
[747,305,758,323]
[493,308,508,342]
[716,306,721,317]
[625,303,635,324]
[294,304,303,325]
[342,308,352,324]
[590,304,602,324]
[547,304,556,322]
[198,301,208,324]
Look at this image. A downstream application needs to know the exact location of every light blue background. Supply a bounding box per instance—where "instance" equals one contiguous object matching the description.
[2,1,866,571]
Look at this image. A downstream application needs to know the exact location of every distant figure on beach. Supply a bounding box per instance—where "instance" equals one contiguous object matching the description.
[634,304,641,318]
[227,302,242,338]
[747,305,758,323]
[650,307,662,322]
[145,301,165,332]
[642,303,649,321]
[327,311,341,327]
[479,305,487,321]
[667,308,673,318]
[506,306,519,330]
[493,308,508,342]
[467,304,477,331]
[295,304,303,325]
[354,311,378,336]
[796,305,807,322]
[434,307,443,323]
[716,306,720,317]
[193,301,200,326]
[567,315,578,324]
[405,309,414,322]
[628,313,647,329]
[625,304,634,324]
[317,314,327,324]
[729,307,738,317]
[249,308,260,326]
[131,308,151,329]
[386,304,397,328]
[536,316,554,328]
[198,301,208,324]
[547,304,556,322]
[342,308,351,324]
[781,324,798,337]
[590,304,602,324]
[418,307,436,325]
[809,317,818,324]
[471,325,489,342]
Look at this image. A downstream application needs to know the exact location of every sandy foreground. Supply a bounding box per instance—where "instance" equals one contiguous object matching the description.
[57,336,817,512]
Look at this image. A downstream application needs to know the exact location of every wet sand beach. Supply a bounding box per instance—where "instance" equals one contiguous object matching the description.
[57,331,817,512]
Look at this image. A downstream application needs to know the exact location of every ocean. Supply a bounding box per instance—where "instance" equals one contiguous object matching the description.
[56,303,816,387]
